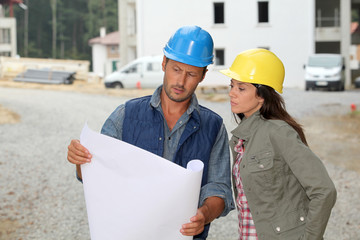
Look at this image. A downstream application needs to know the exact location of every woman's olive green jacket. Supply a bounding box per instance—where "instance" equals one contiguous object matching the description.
[229,111,336,240]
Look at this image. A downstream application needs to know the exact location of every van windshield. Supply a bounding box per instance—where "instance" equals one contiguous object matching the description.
[308,56,342,68]
[122,63,141,74]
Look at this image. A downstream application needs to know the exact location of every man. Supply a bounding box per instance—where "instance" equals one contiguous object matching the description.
[67,25,234,239]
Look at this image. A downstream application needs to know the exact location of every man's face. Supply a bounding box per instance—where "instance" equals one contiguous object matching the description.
[161,57,206,103]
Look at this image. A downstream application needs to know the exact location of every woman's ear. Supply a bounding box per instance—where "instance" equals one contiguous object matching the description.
[257,95,264,105]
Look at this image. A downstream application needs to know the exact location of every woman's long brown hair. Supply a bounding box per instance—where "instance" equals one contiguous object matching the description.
[236,85,308,145]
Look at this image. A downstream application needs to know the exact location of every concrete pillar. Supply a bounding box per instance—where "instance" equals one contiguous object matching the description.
[119,0,127,67]
[341,0,351,89]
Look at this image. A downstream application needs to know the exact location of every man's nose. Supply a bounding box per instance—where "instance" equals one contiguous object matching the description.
[177,72,187,86]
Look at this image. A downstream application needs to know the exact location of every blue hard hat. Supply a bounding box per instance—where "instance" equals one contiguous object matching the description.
[163,25,214,67]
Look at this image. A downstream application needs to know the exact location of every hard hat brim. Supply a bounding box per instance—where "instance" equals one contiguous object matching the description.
[220,68,283,93]
[164,49,212,67]
[219,69,243,82]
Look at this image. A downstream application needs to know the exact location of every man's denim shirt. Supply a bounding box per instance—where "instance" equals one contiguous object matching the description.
[100,86,235,217]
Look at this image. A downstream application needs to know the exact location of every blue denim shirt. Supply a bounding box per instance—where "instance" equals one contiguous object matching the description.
[101,86,234,218]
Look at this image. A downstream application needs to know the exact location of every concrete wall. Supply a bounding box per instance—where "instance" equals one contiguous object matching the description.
[91,44,107,78]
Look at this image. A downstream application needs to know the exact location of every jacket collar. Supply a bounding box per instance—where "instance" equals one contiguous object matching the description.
[231,111,263,142]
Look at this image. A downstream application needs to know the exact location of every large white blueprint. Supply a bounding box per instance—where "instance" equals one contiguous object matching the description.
[79,123,204,240]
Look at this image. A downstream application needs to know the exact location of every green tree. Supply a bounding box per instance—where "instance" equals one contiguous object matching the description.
[13,0,118,64]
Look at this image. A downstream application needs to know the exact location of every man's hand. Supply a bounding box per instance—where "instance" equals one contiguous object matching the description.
[180,196,225,236]
[180,208,206,236]
[67,139,92,180]
[67,139,92,165]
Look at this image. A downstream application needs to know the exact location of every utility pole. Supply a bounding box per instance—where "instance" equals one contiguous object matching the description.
[24,0,28,57]
[51,0,57,58]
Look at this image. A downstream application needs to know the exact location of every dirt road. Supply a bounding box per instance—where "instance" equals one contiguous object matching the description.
[1,79,360,174]
[1,80,360,239]
[302,113,360,174]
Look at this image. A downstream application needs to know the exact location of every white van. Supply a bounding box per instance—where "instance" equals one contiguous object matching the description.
[304,54,345,91]
[104,55,163,89]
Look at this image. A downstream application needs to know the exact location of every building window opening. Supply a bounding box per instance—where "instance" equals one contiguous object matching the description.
[258,1,269,23]
[215,49,225,66]
[214,2,224,24]
[0,29,11,44]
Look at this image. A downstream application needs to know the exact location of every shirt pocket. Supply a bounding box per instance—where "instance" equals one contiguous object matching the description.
[247,150,273,173]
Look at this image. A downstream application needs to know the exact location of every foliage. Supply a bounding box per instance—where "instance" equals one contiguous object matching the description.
[11,0,118,65]
[352,9,359,23]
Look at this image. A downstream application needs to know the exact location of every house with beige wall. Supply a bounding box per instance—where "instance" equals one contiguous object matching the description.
[0,5,17,58]
[88,28,120,78]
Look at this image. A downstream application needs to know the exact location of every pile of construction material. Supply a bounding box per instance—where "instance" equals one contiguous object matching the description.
[0,56,90,82]
[13,69,75,84]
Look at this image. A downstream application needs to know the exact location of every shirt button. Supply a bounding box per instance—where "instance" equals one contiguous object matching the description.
[193,126,196,129]
[159,137,162,141]
[300,216,305,221]
[259,164,264,169]
[276,227,281,232]
[179,121,183,124]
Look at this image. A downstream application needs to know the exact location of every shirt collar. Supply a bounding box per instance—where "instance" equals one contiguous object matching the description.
[150,85,162,108]
[150,85,200,115]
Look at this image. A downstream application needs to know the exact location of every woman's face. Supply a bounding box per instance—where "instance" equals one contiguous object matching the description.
[229,79,264,118]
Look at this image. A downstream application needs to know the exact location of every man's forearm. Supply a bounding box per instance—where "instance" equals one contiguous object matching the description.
[199,196,225,224]
[76,164,82,180]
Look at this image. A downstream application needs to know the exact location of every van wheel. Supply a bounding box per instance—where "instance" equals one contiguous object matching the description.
[112,82,124,88]
[335,83,344,91]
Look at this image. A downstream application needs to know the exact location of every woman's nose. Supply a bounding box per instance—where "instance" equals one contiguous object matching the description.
[229,87,235,98]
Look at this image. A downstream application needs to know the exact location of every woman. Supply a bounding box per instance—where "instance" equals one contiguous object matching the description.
[220,49,337,240]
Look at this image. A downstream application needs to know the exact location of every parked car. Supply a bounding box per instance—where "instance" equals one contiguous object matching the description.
[355,76,360,88]
[104,55,163,89]
[304,54,345,91]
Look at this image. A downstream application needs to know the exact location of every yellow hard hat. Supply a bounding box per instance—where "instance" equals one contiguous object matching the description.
[220,48,285,93]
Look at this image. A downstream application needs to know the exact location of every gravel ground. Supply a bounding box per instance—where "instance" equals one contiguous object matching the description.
[0,86,360,240]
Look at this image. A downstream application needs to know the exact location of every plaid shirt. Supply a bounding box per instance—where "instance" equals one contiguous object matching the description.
[233,139,258,240]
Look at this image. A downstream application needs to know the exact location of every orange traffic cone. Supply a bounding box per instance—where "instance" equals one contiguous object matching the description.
[136,81,141,89]
[351,103,356,112]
